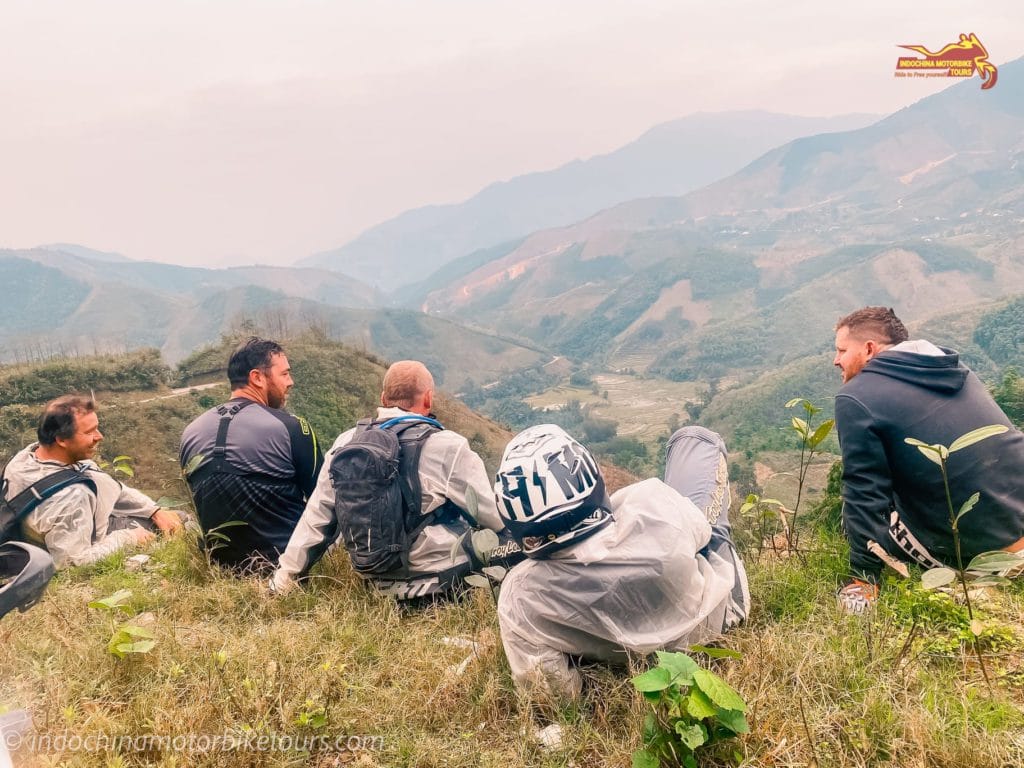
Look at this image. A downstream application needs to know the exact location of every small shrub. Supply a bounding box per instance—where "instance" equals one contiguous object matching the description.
[632,650,748,768]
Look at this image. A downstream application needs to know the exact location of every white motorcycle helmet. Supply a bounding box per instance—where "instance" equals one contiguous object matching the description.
[495,425,612,558]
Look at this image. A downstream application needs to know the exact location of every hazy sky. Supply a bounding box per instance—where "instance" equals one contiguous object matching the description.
[1,1,1020,267]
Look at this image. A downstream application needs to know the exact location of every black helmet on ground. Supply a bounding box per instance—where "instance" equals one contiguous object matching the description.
[0,541,55,619]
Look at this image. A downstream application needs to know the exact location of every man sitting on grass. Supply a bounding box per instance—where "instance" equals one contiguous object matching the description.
[832,306,1024,613]
[3,395,182,568]
[493,424,749,700]
[271,360,521,602]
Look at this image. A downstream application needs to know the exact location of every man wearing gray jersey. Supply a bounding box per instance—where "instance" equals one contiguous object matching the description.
[180,338,323,571]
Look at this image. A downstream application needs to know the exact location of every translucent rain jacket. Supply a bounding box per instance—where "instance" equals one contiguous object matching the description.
[272,407,506,595]
[3,444,157,568]
[497,477,749,699]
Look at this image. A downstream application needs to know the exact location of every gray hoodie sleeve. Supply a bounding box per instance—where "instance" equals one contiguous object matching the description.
[437,438,504,532]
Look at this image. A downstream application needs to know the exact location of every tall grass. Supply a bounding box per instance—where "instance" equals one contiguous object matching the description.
[2,345,1022,767]
[3,525,1022,767]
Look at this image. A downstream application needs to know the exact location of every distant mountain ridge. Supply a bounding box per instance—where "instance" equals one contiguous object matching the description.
[0,248,546,382]
[12,246,381,307]
[300,111,880,289]
[414,56,1024,378]
[38,243,134,263]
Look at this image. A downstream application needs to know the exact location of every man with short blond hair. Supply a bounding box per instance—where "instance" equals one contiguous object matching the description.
[382,361,433,410]
[832,307,1024,612]
[272,360,520,601]
[2,395,181,568]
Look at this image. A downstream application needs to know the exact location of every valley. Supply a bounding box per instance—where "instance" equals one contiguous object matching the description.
[526,373,701,443]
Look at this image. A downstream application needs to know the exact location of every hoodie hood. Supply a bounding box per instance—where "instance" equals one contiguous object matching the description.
[858,346,968,394]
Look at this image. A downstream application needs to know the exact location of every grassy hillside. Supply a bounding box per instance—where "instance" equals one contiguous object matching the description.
[2,343,1023,768]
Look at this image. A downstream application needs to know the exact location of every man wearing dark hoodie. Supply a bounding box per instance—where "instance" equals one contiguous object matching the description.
[832,307,1024,613]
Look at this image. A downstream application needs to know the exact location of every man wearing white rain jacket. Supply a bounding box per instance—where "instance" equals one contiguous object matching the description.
[495,425,749,700]
[271,361,521,601]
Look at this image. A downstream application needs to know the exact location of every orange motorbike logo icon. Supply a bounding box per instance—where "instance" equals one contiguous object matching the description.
[895,33,997,90]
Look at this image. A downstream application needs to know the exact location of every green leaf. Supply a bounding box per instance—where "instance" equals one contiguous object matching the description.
[948,425,1008,453]
[674,722,707,750]
[470,528,499,559]
[739,502,754,514]
[463,574,490,589]
[449,531,468,563]
[955,492,980,522]
[641,712,659,742]
[904,438,944,465]
[791,417,809,437]
[802,400,819,416]
[632,666,674,693]
[112,455,133,464]
[183,453,206,478]
[655,651,698,685]
[115,639,156,655]
[482,565,507,581]
[759,498,783,507]
[715,707,750,735]
[808,419,835,448]
[784,398,803,408]
[693,669,746,712]
[685,687,717,720]
[921,567,956,589]
[154,496,186,509]
[966,551,1024,574]
[632,750,661,768]
[119,624,155,639]
[209,520,248,531]
[690,645,742,659]
[968,575,1011,587]
[114,465,135,478]
[88,589,133,611]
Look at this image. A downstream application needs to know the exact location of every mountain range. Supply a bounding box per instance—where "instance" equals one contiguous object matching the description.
[4,64,1022,399]
[300,111,880,289]
[0,248,546,383]
[413,57,1024,379]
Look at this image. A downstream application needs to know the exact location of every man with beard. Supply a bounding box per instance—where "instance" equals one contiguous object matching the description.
[180,337,322,571]
[832,307,1024,613]
[3,395,182,568]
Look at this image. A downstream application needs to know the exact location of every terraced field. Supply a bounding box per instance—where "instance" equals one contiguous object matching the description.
[526,372,702,443]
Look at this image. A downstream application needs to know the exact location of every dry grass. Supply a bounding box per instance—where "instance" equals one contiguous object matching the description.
[3,521,1022,768]
[3,346,1023,767]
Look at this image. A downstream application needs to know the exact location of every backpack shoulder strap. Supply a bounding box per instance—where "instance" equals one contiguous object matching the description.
[379,417,444,534]
[3,467,97,523]
[212,399,257,461]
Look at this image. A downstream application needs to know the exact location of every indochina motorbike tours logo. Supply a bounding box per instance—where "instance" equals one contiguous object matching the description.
[894,33,997,89]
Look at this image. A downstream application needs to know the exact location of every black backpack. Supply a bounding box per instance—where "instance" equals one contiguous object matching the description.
[1,464,97,544]
[330,415,453,576]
